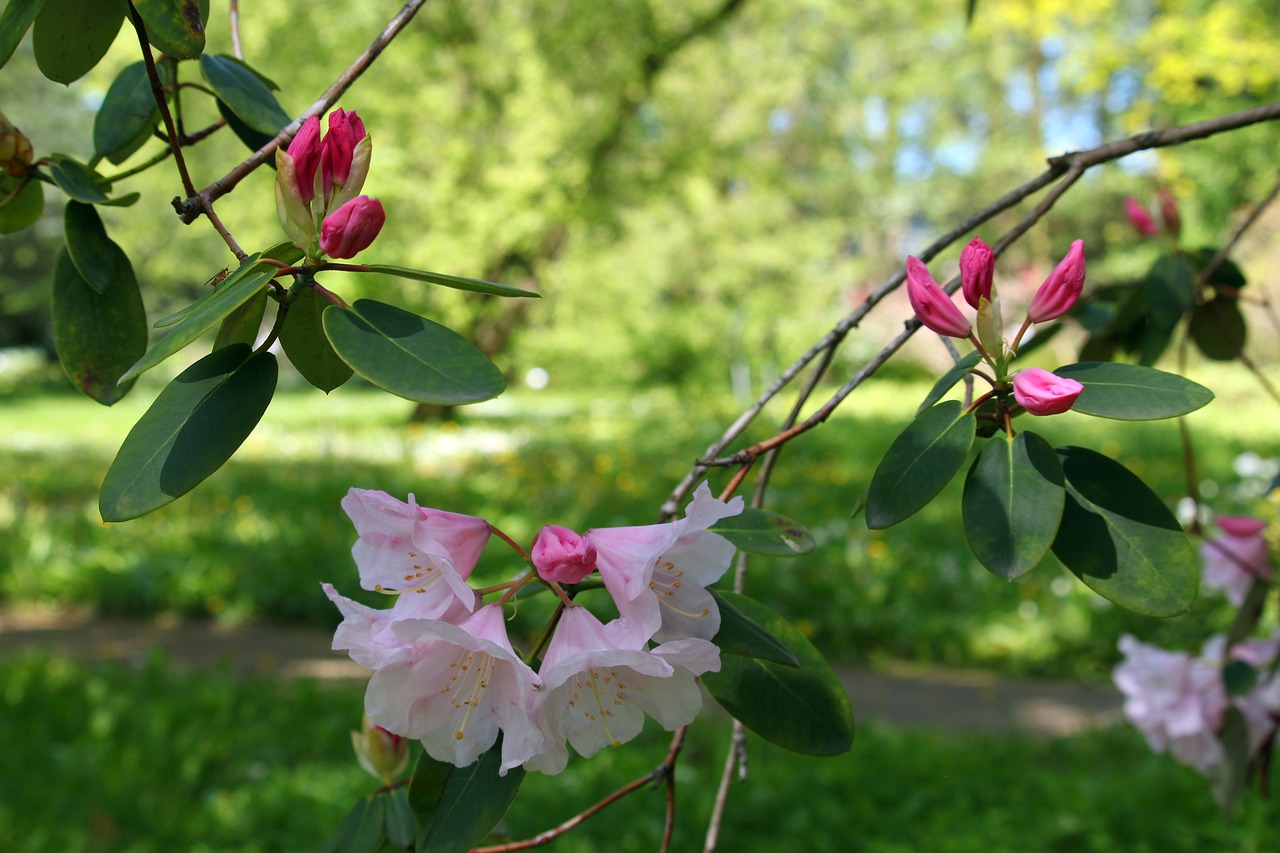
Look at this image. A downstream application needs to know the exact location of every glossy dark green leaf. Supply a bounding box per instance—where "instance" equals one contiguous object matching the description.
[279,286,353,392]
[416,744,525,853]
[0,178,44,233]
[709,507,814,556]
[363,264,540,299]
[709,589,799,667]
[383,787,416,850]
[199,54,291,135]
[1050,446,1197,616]
[98,191,140,207]
[1138,256,1195,366]
[916,349,982,415]
[323,299,505,405]
[31,0,124,84]
[1188,247,1247,290]
[51,248,145,405]
[63,201,120,293]
[121,253,276,382]
[100,345,277,521]
[133,0,206,59]
[0,0,46,67]
[1053,362,1213,420]
[93,61,159,163]
[212,288,266,350]
[407,752,452,831]
[703,593,853,756]
[866,400,975,529]
[216,98,276,158]
[1189,297,1246,361]
[320,795,384,853]
[46,154,109,203]
[1222,660,1258,697]
[962,430,1064,580]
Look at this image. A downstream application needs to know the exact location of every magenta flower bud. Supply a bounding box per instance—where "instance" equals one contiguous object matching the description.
[351,715,410,783]
[1157,188,1181,238]
[959,237,995,309]
[1124,196,1158,238]
[905,256,971,338]
[319,196,385,259]
[1026,240,1085,324]
[321,108,367,196]
[531,525,598,584]
[287,115,322,205]
[1012,368,1083,416]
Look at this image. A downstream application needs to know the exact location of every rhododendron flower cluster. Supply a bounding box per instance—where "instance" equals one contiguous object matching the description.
[324,483,743,775]
[1199,515,1273,607]
[905,238,1086,418]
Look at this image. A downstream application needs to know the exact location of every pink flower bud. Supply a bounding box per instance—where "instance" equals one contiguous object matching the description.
[321,108,367,197]
[287,115,322,205]
[1012,368,1083,416]
[1026,240,1085,324]
[1124,196,1158,238]
[959,237,994,309]
[350,715,410,783]
[906,256,971,338]
[1157,188,1181,238]
[531,525,598,584]
[319,196,385,259]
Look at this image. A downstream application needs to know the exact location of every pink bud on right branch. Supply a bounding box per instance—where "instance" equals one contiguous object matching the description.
[1012,368,1083,416]
[319,196,386,259]
[906,256,972,338]
[1026,240,1085,324]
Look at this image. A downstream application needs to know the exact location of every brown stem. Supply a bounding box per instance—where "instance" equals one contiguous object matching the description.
[230,0,244,60]
[1197,172,1280,290]
[126,2,196,199]
[703,721,748,852]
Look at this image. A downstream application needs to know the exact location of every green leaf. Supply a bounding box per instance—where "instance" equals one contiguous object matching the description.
[199,54,291,136]
[1137,256,1195,366]
[133,0,206,59]
[415,744,525,853]
[407,752,452,831]
[323,299,506,405]
[63,201,120,293]
[45,154,109,203]
[866,400,976,529]
[216,98,277,158]
[1053,362,1214,420]
[279,286,353,393]
[51,248,146,405]
[212,288,266,350]
[31,0,124,84]
[0,178,44,234]
[100,344,277,521]
[1189,297,1246,362]
[1050,446,1197,616]
[363,264,541,299]
[93,61,160,163]
[917,350,982,414]
[703,594,854,756]
[319,795,384,853]
[1208,707,1250,820]
[709,507,814,556]
[383,787,416,850]
[1222,660,1258,697]
[962,430,1064,580]
[709,589,800,667]
[0,0,46,67]
[121,253,276,382]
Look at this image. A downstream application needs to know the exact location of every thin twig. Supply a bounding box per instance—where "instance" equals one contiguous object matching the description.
[127,3,196,198]
[174,0,431,223]
[1197,172,1280,289]
[703,720,746,852]
[230,0,244,60]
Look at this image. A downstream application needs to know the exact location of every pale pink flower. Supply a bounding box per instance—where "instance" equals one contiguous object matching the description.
[905,256,971,338]
[531,525,598,584]
[323,582,477,670]
[1012,368,1083,416]
[1026,240,1085,323]
[524,606,718,774]
[1200,516,1272,606]
[959,237,995,309]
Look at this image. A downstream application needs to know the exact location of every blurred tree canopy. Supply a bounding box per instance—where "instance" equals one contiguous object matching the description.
[2,0,1277,391]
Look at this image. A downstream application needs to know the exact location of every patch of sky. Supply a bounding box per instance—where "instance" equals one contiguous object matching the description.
[768,107,794,135]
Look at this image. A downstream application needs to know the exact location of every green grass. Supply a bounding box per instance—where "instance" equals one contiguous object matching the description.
[3,653,1278,852]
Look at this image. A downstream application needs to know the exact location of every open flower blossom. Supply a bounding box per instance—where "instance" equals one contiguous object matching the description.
[1200,516,1273,606]
[959,237,995,309]
[1026,240,1085,323]
[905,256,971,338]
[1012,368,1083,416]
[524,606,718,775]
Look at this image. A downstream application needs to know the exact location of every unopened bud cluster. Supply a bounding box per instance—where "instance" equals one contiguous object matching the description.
[1125,189,1181,240]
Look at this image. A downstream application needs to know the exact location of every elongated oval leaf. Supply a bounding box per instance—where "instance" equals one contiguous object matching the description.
[32,0,124,83]
[416,744,525,853]
[63,201,120,293]
[702,594,853,755]
[1050,446,1196,616]
[1053,362,1213,420]
[709,589,800,667]
[0,0,47,67]
[917,349,982,414]
[709,507,814,556]
[323,299,505,405]
[93,61,160,163]
[133,0,206,59]
[319,795,383,853]
[212,288,266,350]
[0,178,44,234]
[1189,297,1246,362]
[121,253,275,382]
[46,154,109,203]
[51,248,145,405]
[279,286,353,392]
[866,400,976,529]
[100,345,277,521]
[200,54,291,135]
[363,264,540,298]
[216,98,277,157]
[383,788,416,850]
[962,430,1063,580]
